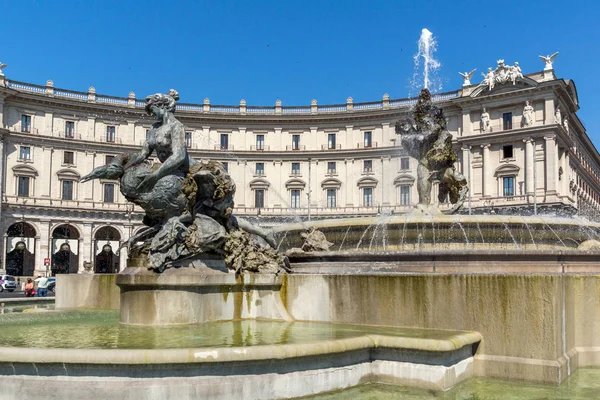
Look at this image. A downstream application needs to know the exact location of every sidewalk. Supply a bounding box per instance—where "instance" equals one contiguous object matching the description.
[0,296,55,304]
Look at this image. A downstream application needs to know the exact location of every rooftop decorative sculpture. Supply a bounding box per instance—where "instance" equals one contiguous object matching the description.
[458,69,476,86]
[395,89,467,214]
[539,52,559,70]
[480,59,523,91]
[81,90,289,274]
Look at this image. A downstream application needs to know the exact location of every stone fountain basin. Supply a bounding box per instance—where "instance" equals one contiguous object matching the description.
[275,214,600,252]
[0,310,480,399]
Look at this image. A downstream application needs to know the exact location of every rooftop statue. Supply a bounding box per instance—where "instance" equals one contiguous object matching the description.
[458,69,476,86]
[81,90,289,274]
[539,52,559,70]
[480,59,523,91]
[395,89,468,214]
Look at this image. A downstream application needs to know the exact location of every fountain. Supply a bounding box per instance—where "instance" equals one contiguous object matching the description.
[1,29,600,400]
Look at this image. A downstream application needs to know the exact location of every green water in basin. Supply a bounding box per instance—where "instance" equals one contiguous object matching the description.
[307,369,600,399]
[0,308,469,349]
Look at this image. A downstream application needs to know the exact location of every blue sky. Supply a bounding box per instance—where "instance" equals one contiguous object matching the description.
[3,0,600,144]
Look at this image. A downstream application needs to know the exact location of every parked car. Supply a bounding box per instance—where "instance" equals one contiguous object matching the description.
[0,275,17,292]
[47,278,56,293]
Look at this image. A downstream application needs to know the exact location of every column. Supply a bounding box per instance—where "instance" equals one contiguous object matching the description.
[481,144,491,197]
[382,157,391,206]
[345,159,353,206]
[202,126,211,149]
[461,112,471,136]
[544,135,558,197]
[44,111,53,136]
[78,238,85,273]
[544,98,555,125]
[524,139,534,196]
[277,160,284,208]
[561,150,569,197]
[88,116,97,141]
[82,223,93,273]
[381,123,391,146]
[461,146,470,178]
[38,221,50,275]
[345,125,353,149]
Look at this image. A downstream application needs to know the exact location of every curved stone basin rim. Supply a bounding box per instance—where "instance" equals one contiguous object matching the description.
[0,332,482,365]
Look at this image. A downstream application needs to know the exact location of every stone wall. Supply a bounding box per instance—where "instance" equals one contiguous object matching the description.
[283,274,600,383]
[55,274,120,310]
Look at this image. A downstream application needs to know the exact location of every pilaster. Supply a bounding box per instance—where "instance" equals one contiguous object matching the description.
[524,139,534,196]
[481,144,491,197]
[382,157,391,205]
[345,159,353,206]
[82,223,93,273]
[544,135,558,198]
[544,98,555,125]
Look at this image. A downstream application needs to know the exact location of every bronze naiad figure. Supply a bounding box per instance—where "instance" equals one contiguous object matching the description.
[395,89,468,214]
[81,90,290,274]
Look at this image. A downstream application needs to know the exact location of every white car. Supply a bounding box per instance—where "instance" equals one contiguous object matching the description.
[0,275,17,292]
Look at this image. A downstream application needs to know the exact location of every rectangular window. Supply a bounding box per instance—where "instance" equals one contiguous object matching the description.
[21,115,31,132]
[105,155,115,165]
[19,146,31,160]
[503,177,515,197]
[328,134,336,149]
[146,129,151,141]
[290,189,301,208]
[400,157,410,170]
[255,162,265,175]
[292,135,300,150]
[363,187,373,206]
[327,161,336,174]
[62,180,74,201]
[327,189,337,208]
[104,183,115,203]
[106,126,116,142]
[63,151,74,165]
[17,176,30,197]
[291,162,300,175]
[65,121,75,138]
[503,145,513,159]
[256,135,265,150]
[400,185,411,205]
[222,162,228,172]
[364,160,373,172]
[503,113,513,130]
[364,131,372,148]
[185,132,192,148]
[255,189,265,208]
[220,134,229,150]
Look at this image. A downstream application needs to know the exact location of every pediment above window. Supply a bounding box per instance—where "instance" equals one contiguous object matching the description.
[357,176,378,188]
[12,164,38,177]
[321,178,342,189]
[249,178,270,189]
[285,178,306,190]
[393,174,415,186]
[56,169,81,180]
[494,164,520,177]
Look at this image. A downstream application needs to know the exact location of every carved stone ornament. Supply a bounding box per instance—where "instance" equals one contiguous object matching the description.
[480,60,524,91]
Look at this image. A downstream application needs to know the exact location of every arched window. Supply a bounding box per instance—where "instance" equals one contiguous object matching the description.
[5,222,36,276]
[51,224,80,275]
[94,226,121,274]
